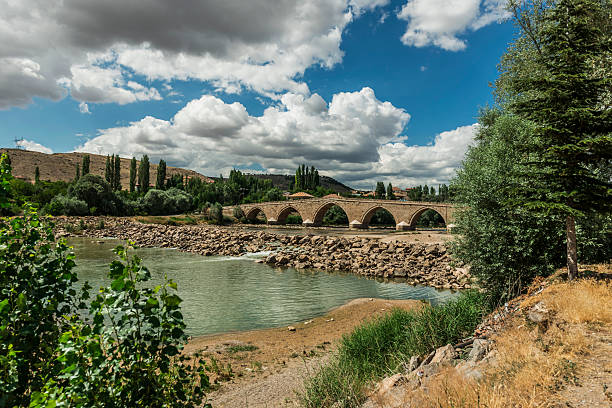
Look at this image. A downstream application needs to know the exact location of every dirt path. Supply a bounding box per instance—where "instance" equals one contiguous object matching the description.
[184,298,422,408]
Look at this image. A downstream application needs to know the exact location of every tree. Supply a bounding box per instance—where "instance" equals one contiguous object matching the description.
[386,183,395,200]
[81,155,90,175]
[71,174,116,215]
[451,110,566,302]
[34,166,40,184]
[138,155,150,193]
[113,154,121,191]
[375,182,386,199]
[156,159,167,190]
[75,163,80,182]
[105,155,112,183]
[502,0,612,279]
[129,157,137,193]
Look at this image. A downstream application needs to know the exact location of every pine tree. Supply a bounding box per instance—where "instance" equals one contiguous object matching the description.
[506,0,612,279]
[81,155,90,175]
[156,159,166,190]
[105,155,112,183]
[113,154,121,190]
[138,155,150,193]
[129,157,137,193]
[34,166,40,184]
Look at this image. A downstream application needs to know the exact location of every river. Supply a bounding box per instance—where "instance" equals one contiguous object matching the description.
[69,237,456,336]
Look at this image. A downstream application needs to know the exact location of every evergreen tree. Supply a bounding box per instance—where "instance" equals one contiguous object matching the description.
[386,183,395,200]
[156,159,167,190]
[314,169,320,188]
[129,157,137,193]
[113,154,121,190]
[81,155,90,175]
[105,155,112,183]
[34,166,40,184]
[75,163,80,182]
[505,0,612,279]
[375,182,386,199]
[138,155,150,193]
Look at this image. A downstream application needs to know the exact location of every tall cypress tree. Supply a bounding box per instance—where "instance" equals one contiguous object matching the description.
[506,0,612,279]
[156,159,166,190]
[81,155,90,175]
[138,155,150,193]
[105,155,112,183]
[129,157,137,193]
[113,154,121,190]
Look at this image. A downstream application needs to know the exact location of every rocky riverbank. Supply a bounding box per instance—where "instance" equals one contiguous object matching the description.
[55,216,471,290]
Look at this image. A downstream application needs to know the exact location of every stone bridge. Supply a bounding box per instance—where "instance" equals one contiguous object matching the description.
[233,198,456,230]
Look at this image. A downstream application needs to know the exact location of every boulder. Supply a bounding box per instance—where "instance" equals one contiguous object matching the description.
[467,339,489,362]
[430,344,457,365]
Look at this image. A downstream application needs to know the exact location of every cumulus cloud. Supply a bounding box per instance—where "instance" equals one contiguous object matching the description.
[0,0,388,109]
[397,0,509,51]
[17,139,53,154]
[76,88,475,187]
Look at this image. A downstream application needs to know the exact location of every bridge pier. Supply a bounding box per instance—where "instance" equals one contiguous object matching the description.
[395,221,415,231]
[349,220,367,229]
[302,219,319,227]
[267,219,279,225]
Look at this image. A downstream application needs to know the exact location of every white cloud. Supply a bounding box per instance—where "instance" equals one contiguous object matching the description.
[397,0,509,51]
[0,0,388,109]
[78,102,91,114]
[17,139,53,154]
[76,88,476,187]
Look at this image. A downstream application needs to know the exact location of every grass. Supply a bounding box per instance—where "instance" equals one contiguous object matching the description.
[225,344,259,354]
[383,274,612,407]
[300,290,489,408]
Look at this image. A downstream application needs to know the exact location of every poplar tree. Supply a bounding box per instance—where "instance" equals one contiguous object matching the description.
[375,182,386,199]
[81,155,90,175]
[75,164,80,182]
[386,183,394,200]
[138,155,150,193]
[129,157,137,193]
[34,166,40,184]
[113,154,121,190]
[505,0,612,279]
[105,155,112,183]
[156,159,167,190]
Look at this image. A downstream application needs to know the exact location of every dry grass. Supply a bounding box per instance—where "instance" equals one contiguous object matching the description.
[398,273,612,408]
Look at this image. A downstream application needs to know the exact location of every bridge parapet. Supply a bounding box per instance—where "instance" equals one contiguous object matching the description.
[232,197,456,230]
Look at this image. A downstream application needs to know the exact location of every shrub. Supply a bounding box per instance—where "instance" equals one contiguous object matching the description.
[70,174,117,215]
[209,203,223,225]
[45,195,89,216]
[233,205,245,220]
[142,188,193,215]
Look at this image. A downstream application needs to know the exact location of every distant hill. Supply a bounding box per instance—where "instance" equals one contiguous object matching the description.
[242,173,353,194]
[0,148,213,186]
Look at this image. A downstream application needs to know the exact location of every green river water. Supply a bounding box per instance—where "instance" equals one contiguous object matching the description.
[69,237,456,336]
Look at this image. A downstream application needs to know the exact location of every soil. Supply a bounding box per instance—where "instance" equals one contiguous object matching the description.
[184,298,423,408]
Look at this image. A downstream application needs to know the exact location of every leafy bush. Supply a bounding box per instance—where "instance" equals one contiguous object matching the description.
[450,111,566,303]
[286,214,303,224]
[233,205,245,221]
[209,202,223,224]
[70,173,117,215]
[45,195,89,216]
[142,188,193,215]
[301,291,489,408]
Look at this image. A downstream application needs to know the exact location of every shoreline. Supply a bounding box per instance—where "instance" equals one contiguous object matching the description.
[184,297,424,408]
[55,216,472,290]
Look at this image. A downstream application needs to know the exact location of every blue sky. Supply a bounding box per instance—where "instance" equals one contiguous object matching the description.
[0,0,515,188]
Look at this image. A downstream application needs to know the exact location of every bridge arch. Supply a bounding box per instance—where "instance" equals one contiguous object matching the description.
[276,205,304,224]
[245,207,267,222]
[361,205,398,228]
[409,207,447,228]
[312,202,350,227]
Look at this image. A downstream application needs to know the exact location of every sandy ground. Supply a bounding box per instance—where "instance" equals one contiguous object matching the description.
[185,298,423,408]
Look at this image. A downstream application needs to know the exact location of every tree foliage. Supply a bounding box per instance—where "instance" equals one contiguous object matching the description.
[138,155,150,194]
[130,157,137,193]
[81,155,90,176]
[157,159,167,190]
[499,0,612,277]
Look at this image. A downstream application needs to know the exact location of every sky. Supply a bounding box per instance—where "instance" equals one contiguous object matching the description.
[0,0,516,189]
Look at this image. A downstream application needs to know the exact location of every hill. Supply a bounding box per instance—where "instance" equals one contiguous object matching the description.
[242,173,353,194]
[0,148,213,187]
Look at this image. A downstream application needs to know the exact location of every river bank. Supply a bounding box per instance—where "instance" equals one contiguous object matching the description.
[182,297,424,408]
[55,216,471,290]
